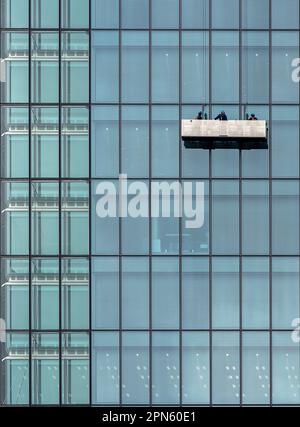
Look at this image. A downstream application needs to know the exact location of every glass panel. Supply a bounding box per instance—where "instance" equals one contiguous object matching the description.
[62,258,89,330]
[1,333,29,405]
[121,0,148,29]
[31,333,59,405]
[182,0,209,29]
[31,0,59,28]
[212,181,239,255]
[122,180,149,254]
[121,106,149,178]
[61,107,89,178]
[152,106,179,178]
[92,332,119,405]
[62,333,89,405]
[121,31,149,103]
[152,0,179,29]
[31,107,59,178]
[242,105,269,178]
[122,332,149,404]
[1,182,29,255]
[0,0,29,27]
[122,258,149,329]
[31,32,59,103]
[1,32,29,103]
[61,31,89,103]
[152,332,179,405]
[182,332,209,404]
[212,258,239,329]
[61,181,89,255]
[61,0,89,28]
[92,106,119,178]
[31,182,59,256]
[272,32,299,103]
[242,0,269,29]
[243,332,270,405]
[242,32,269,103]
[182,32,209,104]
[92,180,119,255]
[272,106,299,178]
[273,333,300,404]
[272,0,299,29]
[31,258,59,330]
[92,0,119,29]
[272,181,299,255]
[152,181,180,255]
[212,32,239,103]
[212,332,240,405]
[182,258,209,329]
[0,259,29,330]
[92,258,119,329]
[152,32,179,103]
[182,106,209,178]
[0,107,29,178]
[242,181,269,255]
[242,258,269,329]
[92,31,119,103]
[272,258,299,329]
[212,0,239,28]
[152,258,179,329]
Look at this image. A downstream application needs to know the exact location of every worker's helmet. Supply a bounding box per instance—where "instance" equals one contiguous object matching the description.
[221,111,225,114]
[251,113,255,117]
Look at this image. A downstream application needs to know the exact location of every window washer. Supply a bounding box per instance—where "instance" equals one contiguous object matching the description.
[215,111,228,121]
[249,113,258,121]
[196,111,203,120]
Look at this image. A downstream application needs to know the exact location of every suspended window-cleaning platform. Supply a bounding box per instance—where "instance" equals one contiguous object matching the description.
[182,120,268,149]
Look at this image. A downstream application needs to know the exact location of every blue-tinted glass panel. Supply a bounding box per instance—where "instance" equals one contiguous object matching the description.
[182,0,209,29]
[92,0,119,28]
[61,0,89,28]
[92,332,120,405]
[272,181,299,255]
[92,31,119,103]
[92,258,119,329]
[152,332,179,405]
[182,32,209,103]
[92,106,119,178]
[272,258,299,330]
[243,333,270,405]
[122,0,148,29]
[212,258,239,329]
[152,0,179,28]
[152,106,179,178]
[121,106,149,177]
[1,0,29,27]
[272,0,299,29]
[272,32,299,103]
[272,106,299,178]
[212,332,240,405]
[242,32,269,103]
[122,258,149,329]
[152,32,179,103]
[242,258,269,329]
[212,0,239,28]
[122,32,149,103]
[212,181,239,255]
[182,258,209,329]
[242,0,269,29]
[31,0,59,28]
[182,332,209,404]
[273,333,300,404]
[212,32,239,103]
[152,258,179,329]
[242,181,269,255]
[122,332,149,404]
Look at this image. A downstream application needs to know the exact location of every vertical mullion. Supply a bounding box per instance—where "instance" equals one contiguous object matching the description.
[118,0,122,407]
[88,0,92,408]
[28,0,32,407]
[269,0,273,408]
[179,0,183,409]
[58,0,62,407]
[239,0,243,408]
[149,0,152,408]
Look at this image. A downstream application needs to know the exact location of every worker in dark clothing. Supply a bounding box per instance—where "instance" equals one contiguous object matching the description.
[196,111,203,120]
[249,113,258,121]
[215,111,228,121]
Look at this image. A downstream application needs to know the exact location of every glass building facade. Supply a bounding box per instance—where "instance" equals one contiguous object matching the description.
[0,0,300,406]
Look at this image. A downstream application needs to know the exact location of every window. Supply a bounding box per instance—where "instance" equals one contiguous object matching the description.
[92,0,119,29]
[152,0,179,29]
[121,0,148,29]
[212,0,239,29]
[242,0,269,29]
